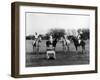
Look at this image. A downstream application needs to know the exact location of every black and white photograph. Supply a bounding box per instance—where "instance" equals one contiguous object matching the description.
[25,12,90,67]
[11,2,97,77]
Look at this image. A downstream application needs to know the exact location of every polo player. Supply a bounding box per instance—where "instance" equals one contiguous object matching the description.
[34,32,38,41]
[77,31,83,44]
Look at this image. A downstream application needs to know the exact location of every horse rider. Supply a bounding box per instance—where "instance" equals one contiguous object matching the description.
[46,35,54,48]
[34,32,38,40]
[50,35,53,44]
[32,32,39,47]
[77,31,83,44]
[64,35,70,45]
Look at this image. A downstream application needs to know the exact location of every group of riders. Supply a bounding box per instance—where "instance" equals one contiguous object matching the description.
[32,30,84,52]
[32,31,85,59]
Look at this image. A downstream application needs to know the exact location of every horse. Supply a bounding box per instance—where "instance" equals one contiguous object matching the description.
[46,37,58,51]
[60,36,71,52]
[32,36,42,53]
[70,36,85,53]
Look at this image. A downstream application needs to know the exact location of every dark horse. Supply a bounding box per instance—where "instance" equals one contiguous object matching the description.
[46,38,58,51]
[70,36,85,53]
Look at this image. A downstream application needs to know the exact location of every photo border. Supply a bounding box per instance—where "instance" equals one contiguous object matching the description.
[11,2,98,78]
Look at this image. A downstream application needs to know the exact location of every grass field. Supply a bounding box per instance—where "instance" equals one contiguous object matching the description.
[26,40,89,67]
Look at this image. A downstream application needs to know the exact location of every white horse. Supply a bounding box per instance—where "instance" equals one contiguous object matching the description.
[32,36,42,53]
[60,35,70,52]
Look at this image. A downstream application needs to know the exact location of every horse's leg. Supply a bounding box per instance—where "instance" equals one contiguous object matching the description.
[82,45,85,54]
[62,42,65,52]
[32,43,35,54]
[63,43,64,51]
[62,41,66,53]
[76,46,79,54]
[33,45,37,54]
[38,42,41,54]
[65,43,69,53]
[64,45,66,53]
[35,42,38,54]
[75,46,77,51]
[82,46,84,54]
[32,45,34,53]
[83,45,85,50]
[37,44,39,54]
[67,45,69,51]
[37,42,40,54]
[54,46,56,52]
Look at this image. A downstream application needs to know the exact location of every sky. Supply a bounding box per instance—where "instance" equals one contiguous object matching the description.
[26,12,90,36]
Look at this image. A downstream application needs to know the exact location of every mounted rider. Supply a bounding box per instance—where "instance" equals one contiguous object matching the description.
[46,35,54,48]
[32,32,41,47]
[77,30,83,44]
[34,32,38,40]
[32,32,38,45]
[64,35,70,45]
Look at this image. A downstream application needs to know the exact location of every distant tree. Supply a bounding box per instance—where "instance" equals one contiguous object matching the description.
[42,33,49,40]
[82,29,90,40]
[46,28,66,39]
[77,28,90,40]
[26,35,35,40]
